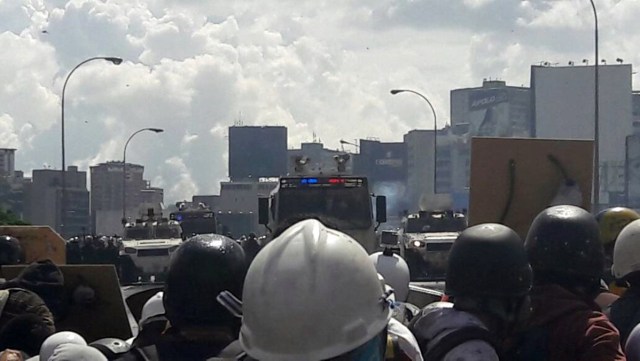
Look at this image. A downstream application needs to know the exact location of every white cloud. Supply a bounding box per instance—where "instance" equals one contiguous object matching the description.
[181,131,198,146]
[0,114,21,149]
[164,156,198,201]
[1,0,639,205]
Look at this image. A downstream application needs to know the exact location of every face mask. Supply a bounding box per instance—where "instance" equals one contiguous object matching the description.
[326,332,385,361]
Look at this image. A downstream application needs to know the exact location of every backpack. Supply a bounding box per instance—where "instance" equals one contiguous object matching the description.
[506,326,550,361]
[422,326,503,361]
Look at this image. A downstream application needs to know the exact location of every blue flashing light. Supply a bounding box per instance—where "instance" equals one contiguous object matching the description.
[301,178,318,185]
[176,215,183,221]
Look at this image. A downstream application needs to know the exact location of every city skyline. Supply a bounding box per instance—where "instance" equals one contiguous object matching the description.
[2,1,640,202]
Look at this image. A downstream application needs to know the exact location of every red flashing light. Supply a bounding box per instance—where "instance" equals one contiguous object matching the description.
[328,178,345,184]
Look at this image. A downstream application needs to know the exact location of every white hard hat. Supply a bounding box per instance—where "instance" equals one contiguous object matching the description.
[628,322,640,361]
[40,331,87,361]
[612,219,640,279]
[240,219,393,361]
[140,291,164,325]
[369,251,410,302]
[48,343,108,361]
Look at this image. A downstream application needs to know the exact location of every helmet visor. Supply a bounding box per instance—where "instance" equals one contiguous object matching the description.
[324,331,385,361]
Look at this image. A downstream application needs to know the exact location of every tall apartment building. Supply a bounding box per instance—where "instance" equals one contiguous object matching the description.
[26,166,89,237]
[228,126,288,181]
[531,64,633,207]
[0,149,16,175]
[403,129,453,212]
[450,80,532,203]
[90,162,145,213]
[354,139,407,217]
[90,161,164,235]
[0,148,26,219]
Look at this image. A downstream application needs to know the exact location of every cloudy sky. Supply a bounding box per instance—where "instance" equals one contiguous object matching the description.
[1,0,639,203]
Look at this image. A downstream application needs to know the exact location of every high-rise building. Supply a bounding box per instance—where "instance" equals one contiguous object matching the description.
[90,161,163,235]
[403,129,453,212]
[25,166,89,237]
[90,161,145,213]
[449,80,532,202]
[532,64,632,162]
[0,149,16,175]
[228,126,287,181]
[354,139,407,217]
[531,64,633,206]
[0,149,26,219]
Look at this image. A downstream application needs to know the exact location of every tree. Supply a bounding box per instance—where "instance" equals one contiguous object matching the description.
[0,208,28,225]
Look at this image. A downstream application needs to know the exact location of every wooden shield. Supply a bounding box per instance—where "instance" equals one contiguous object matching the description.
[0,226,66,264]
[469,137,594,239]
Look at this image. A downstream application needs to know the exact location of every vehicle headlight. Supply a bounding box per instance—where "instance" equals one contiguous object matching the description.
[412,240,424,248]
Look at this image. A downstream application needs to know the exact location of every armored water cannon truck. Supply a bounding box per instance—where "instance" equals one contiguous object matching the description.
[170,201,217,239]
[258,153,387,253]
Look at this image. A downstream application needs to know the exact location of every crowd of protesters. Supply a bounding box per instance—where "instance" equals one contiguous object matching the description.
[2,205,640,360]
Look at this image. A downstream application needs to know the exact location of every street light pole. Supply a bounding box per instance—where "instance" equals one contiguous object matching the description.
[61,56,122,237]
[590,0,600,211]
[390,89,438,194]
[122,128,164,225]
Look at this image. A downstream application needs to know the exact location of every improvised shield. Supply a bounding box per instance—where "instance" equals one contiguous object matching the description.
[469,137,594,239]
[2,264,132,342]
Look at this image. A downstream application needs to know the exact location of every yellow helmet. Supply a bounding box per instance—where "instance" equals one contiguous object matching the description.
[596,207,640,246]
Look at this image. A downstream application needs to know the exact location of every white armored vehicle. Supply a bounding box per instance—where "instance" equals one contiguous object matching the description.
[399,210,466,284]
[119,208,182,283]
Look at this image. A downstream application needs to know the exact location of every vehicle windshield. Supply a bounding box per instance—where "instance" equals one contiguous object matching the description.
[172,211,217,237]
[155,224,182,239]
[124,227,152,240]
[406,241,453,282]
[278,188,373,229]
[405,213,467,233]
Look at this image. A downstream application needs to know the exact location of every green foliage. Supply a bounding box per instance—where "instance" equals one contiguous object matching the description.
[0,208,29,225]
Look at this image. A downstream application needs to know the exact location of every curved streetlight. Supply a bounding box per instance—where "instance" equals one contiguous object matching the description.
[122,127,164,225]
[589,0,600,210]
[61,56,123,236]
[390,89,438,194]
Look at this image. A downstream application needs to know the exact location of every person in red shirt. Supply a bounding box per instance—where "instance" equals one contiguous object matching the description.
[507,205,626,361]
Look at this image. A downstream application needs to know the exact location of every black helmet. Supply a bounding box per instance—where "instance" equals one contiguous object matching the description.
[0,235,23,266]
[446,223,532,297]
[163,234,247,329]
[525,205,604,281]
